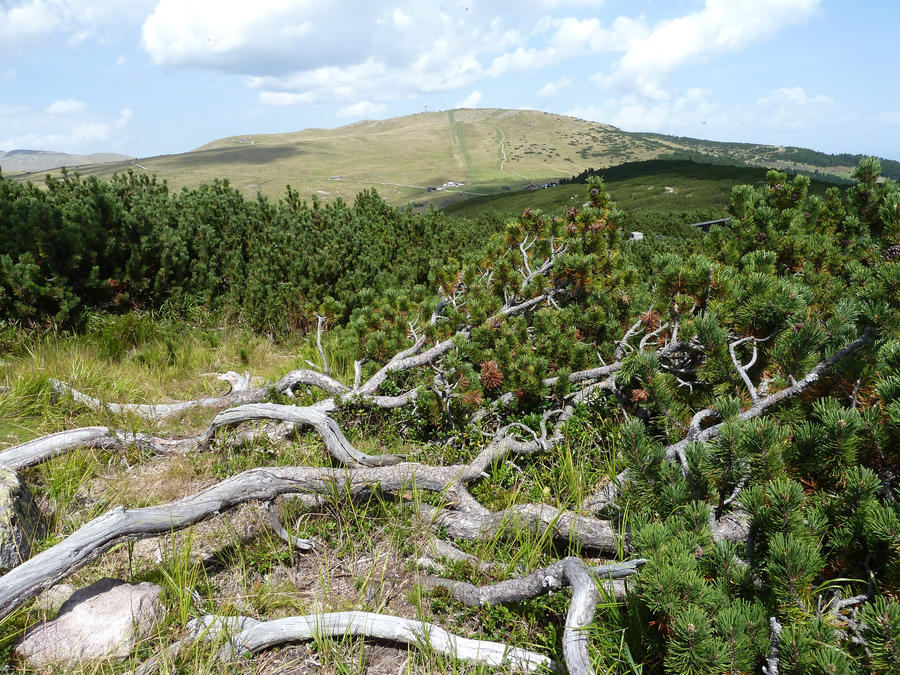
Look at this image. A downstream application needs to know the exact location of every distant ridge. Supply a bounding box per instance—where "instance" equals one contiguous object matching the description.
[0,149,132,174]
[7,109,897,208]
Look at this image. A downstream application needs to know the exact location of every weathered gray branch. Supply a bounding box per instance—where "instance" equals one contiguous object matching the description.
[199,402,401,467]
[0,462,469,618]
[420,557,644,675]
[136,611,556,673]
[563,557,599,675]
[49,367,350,421]
[417,537,501,574]
[265,500,314,551]
[0,426,195,469]
[579,328,879,515]
[419,502,620,553]
[420,557,644,606]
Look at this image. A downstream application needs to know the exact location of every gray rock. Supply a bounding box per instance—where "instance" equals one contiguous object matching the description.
[0,466,42,573]
[15,578,164,666]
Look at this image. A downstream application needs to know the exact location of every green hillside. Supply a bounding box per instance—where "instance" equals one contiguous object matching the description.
[8,108,898,209]
[442,159,845,219]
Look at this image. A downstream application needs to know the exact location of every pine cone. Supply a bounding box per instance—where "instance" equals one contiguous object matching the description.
[480,360,504,390]
[886,244,900,261]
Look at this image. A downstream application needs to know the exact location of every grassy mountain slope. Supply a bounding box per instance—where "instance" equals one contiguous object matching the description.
[8,108,897,208]
[442,159,844,219]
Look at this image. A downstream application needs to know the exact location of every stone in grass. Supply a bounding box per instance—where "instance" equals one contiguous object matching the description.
[15,578,164,667]
[0,466,42,573]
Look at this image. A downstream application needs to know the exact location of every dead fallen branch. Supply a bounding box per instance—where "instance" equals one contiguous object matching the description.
[0,427,193,469]
[421,557,644,674]
[0,421,295,470]
[135,611,557,673]
[419,503,620,554]
[199,402,401,466]
[420,557,645,606]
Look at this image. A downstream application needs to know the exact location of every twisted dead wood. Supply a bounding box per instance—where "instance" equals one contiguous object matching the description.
[419,503,620,554]
[199,402,401,466]
[0,427,192,469]
[584,328,875,514]
[420,557,645,674]
[136,612,557,673]
[420,558,645,606]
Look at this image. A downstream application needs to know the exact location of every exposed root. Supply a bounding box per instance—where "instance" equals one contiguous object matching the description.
[419,557,644,606]
[135,611,557,673]
[420,557,644,674]
[0,426,194,469]
[199,402,402,466]
[419,502,620,554]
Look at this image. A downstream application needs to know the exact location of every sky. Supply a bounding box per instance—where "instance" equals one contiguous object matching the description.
[2,0,899,161]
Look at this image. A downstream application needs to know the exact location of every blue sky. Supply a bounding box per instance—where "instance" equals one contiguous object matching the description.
[2,0,898,161]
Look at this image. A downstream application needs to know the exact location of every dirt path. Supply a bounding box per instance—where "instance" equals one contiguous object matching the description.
[490,122,528,181]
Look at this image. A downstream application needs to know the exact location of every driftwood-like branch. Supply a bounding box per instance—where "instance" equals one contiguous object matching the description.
[314,314,330,377]
[0,421,303,471]
[665,327,874,464]
[421,557,644,674]
[136,612,556,674]
[49,367,349,421]
[0,463,463,618]
[199,402,401,467]
[563,557,599,675]
[0,434,586,620]
[420,558,644,606]
[417,537,502,574]
[0,427,193,469]
[728,334,773,402]
[419,503,620,553]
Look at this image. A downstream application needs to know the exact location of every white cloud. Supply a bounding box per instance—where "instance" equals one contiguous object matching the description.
[751,87,835,132]
[337,100,387,118]
[568,82,843,147]
[138,1,586,107]
[0,0,155,49]
[0,105,133,153]
[115,108,133,128]
[258,91,317,107]
[569,88,720,134]
[46,99,86,115]
[130,0,822,137]
[757,87,833,108]
[595,0,821,100]
[537,77,571,99]
[116,55,126,66]
[456,90,483,108]
[393,9,412,29]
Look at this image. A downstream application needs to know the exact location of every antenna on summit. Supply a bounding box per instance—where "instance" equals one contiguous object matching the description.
[423,104,430,112]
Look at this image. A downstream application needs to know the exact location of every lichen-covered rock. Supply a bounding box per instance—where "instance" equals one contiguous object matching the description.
[15,578,164,666]
[0,466,41,573]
